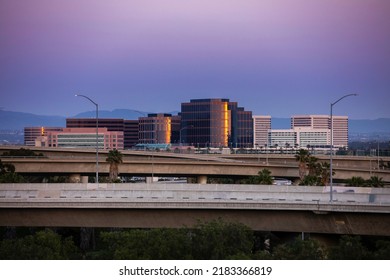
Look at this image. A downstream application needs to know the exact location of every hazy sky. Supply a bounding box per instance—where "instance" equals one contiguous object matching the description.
[1,0,389,119]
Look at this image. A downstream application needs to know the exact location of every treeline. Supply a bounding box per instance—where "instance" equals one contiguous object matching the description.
[1,220,389,260]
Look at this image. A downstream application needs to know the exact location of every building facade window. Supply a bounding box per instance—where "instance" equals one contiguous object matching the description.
[181,99,253,148]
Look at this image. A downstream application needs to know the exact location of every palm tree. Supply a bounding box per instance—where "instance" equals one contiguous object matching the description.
[106,149,123,182]
[319,162,333,186]
[346,176,366,187]
[300,175,320,186]
[306,156,319,176]
[295,149,310,181]
[257,169,274,185]
[367,176,384,188]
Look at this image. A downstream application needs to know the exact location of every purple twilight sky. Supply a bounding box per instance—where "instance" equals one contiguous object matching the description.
[1,0,389,119]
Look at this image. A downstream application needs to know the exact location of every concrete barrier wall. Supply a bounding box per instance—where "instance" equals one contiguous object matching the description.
[1,183,390,204]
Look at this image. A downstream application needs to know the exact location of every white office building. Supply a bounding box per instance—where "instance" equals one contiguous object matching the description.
[291,115,348,148]
[268,127,330,149]
[268,129,297,148]
[295,127,330,148]
[253,115,271,147]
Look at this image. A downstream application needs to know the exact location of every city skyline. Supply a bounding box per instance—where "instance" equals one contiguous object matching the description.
[1,0,390,119]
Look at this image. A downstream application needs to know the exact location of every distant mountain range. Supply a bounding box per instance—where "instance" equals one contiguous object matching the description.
[0,109,166,130]
[1,109,390,134]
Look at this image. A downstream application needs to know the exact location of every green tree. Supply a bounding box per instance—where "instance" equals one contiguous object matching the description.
[0,159,15,173]
[273,237,326,260]
[300,175,321,186]
[329,235,370,260]
[0,229,78,260]
[306,156,319,176]
[300,160,334,186]
[99,228,192,260]
[191,219,253,259]
[318,162,333,186]
[366,176,385,188]
[242,169,274,185]
[373,239,390,259]
[98,220,254,260]
[208,177,235,184]
[256,169,274,185]
[0,160,25,183]
[346,176,367,187]
[0,172,25,183]
[106,149,123,182]
[242,176,258,184]
[295,149,310,181]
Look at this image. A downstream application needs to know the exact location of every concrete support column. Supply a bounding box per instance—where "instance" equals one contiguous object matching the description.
[81,176,89,184]
[197,175,208,184]
[69,174,81,183]
[146,177,156,184]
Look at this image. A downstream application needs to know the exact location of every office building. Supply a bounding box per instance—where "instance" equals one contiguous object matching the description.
[46,127,123,149]
[24,127,63,146]
[180,98,253,148]
[268,127,330,148]
[235,105,254,148]
[138,114,181,144]
[294,127,330,148]
[331,116,349,148]
[171,115,181,144]
[253,116,271,147]
[124,120,139,148]
[66,118,138,149]
[291,115,329,129]
[66,118,124,131]
[291,115,348,147]
[268,129,297,148]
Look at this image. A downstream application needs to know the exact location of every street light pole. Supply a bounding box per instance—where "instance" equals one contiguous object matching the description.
[75,94,99,184]
[330,93,357,202]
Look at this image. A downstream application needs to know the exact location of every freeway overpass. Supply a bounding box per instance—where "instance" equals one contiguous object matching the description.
[0,183,389,236]
[1,146,390,183]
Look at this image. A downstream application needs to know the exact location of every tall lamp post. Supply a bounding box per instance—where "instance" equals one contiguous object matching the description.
[75,94,99,184]
[330,93,357,202]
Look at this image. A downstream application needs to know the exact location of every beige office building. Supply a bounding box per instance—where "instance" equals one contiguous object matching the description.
[45,127,124,150]
[291,115,348,148]
[253,115,271,147]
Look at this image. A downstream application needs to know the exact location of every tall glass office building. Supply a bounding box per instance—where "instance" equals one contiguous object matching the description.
[180,99,253,148]
[139,113,181,144]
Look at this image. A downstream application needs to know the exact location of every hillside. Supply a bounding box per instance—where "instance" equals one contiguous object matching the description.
[1,110,389,134]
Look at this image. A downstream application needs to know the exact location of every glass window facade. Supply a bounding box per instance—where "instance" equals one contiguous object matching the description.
[57,134,105,148]
[181,99,253,148]
[138,114,180,144]
[268,130,297,147]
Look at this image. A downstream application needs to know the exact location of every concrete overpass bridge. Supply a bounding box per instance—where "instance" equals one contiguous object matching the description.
[0,183,389,236]
[1,146,390,183]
